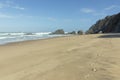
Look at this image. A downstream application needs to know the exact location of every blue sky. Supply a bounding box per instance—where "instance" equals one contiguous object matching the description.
[0,0,120,32]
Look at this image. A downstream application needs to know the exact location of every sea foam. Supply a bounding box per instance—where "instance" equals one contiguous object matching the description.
[0,32,52,45]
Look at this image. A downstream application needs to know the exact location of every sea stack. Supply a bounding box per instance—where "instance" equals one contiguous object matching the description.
[51,29,65,34]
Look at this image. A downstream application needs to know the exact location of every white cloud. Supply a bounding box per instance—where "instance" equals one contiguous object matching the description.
[80,8,95,13]
[105,5,120,10]
[16,14,34,18]
[80,5,120,17]
[13,6,25,10]
[0,14,14,18]
[0,13,34,19]
[0,0,25,10]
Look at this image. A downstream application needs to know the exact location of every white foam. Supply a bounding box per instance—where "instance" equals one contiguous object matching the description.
[0,37,15,39]
[9,33,25,36]
[35,32,51,35]
[0,32,63,45]
[0,37,8,39]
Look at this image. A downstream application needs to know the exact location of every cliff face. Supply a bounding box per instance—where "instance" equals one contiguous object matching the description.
[86,12,120,34]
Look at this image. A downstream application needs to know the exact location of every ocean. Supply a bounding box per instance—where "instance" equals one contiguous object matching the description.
[0,32,63,45]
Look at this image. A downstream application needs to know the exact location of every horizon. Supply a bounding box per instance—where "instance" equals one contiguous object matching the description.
[0,0,120,32]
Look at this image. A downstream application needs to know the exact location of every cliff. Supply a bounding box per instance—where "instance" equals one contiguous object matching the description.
[86,12,120,34]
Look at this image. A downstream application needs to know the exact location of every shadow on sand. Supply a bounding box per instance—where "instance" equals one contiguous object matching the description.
[98,33,120,38]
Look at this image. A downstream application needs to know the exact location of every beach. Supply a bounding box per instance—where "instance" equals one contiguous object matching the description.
[0,34,120,80]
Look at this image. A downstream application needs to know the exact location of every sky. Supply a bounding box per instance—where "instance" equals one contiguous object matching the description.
[0,0,120,32]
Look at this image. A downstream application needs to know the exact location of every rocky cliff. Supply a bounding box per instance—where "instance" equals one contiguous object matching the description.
[86,12,120,34]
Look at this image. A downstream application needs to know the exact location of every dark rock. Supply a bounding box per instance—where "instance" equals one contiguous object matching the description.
[68,31,76,34]
[86,12,120,34]
[77,30,83,35]
[24,33,34,35]
[51,29,65,34]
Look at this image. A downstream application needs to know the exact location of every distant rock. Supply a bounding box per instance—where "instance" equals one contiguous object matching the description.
[51,29,65,34]
[67,31,76,35]
[77,30,83,35]
[86,12,120,34]
[24,33,34,35]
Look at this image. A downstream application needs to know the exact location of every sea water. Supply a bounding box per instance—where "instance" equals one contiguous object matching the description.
[0,32,63,45]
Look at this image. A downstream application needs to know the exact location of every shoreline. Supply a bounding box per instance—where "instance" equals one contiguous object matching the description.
[0,35,72,46]
[0,32,66,46]
[1,33,119,46]
[0,35,68,46]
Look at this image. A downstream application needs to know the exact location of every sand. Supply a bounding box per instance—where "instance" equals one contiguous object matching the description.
[0,34,120,80]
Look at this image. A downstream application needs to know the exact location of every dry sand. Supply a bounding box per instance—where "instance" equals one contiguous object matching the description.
[0,34,120,80]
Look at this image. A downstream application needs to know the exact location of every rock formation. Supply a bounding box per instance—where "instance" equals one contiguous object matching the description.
[67,31,76,35]
[51,29,65,34]
[86,12,120,34]
[77,30,84,35]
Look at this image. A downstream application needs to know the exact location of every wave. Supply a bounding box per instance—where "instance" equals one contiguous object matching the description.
[0,32,51,36]
[0,37,16,39]
[35,32,51,35]
[0,33,24,36]
[0,32,52,45]
[0,32,67,45]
